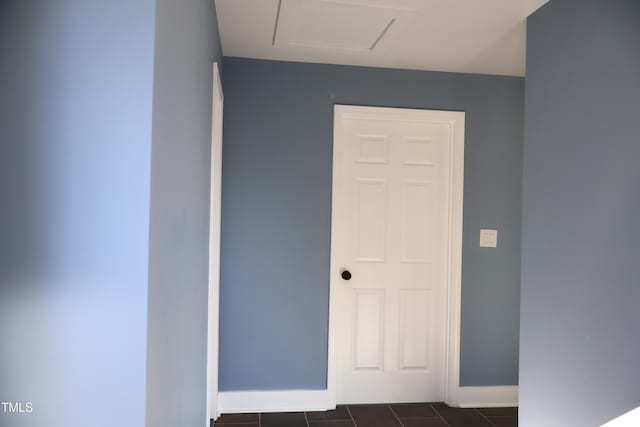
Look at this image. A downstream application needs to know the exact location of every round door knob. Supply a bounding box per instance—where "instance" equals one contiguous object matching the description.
[341,270,352,281]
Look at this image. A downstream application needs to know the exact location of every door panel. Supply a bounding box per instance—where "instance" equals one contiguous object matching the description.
[398,289,431,371]
[353,290,385,371]
[355,179,387,262]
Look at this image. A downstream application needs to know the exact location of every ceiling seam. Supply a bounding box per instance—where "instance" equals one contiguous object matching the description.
[272,0,283,46]
[370,17,396,51]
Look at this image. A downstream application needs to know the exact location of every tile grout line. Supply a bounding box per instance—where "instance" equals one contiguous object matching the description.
[345,405,358,427]
[431,404,452,427]
[474,408,498,427]
[388,405,405,427]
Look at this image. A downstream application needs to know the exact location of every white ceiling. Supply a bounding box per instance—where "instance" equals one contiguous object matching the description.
[215,0,550,77]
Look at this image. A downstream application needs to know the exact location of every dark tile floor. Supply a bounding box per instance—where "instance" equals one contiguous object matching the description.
[213,403,517,427]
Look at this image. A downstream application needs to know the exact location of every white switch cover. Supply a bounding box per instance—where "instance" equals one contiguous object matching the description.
[480,229,498,248]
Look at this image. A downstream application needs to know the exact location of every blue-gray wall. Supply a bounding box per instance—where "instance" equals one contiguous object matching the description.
[145,1,223,426]
[0,1,223,426]
[219,57,524,390]
[0,1,155,426]
[520,1,640,426]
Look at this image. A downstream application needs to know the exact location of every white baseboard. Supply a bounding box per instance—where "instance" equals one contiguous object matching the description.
[218,386,517,415]
[450,386,518,408]
[218,390,335,414]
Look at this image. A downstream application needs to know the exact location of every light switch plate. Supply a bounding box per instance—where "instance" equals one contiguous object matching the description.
[480,229,498,248]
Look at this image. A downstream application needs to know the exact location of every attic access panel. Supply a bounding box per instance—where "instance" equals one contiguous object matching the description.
[274,0,413,52]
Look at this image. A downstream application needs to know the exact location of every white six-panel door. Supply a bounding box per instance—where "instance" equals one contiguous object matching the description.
[330,105,465,404]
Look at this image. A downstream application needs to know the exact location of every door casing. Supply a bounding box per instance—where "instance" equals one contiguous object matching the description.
[206,62,224,424]
[327,104,465,407]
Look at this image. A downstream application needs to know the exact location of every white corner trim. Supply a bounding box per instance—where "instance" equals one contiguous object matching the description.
[206,61,224,425]
[450,386,519,408]
[218,390,335,414]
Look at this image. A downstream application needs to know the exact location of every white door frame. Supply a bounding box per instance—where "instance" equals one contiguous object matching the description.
[327,104,465,407]
[206,62,224,424]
